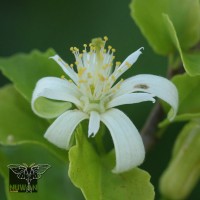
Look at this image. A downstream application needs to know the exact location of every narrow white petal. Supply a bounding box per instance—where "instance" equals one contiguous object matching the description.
[110,48,143,82]
[101,109,145,173]
[32,77,82,118]
[120,47,144,66]
[107,93,155,108]
[50,55,78,84]
[113,74,178,120]
[88,111,101,137]
[44,110,88,149]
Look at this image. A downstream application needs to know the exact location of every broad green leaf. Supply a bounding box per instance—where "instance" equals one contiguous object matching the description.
[160,121,200,200]
[130,0,200,55]
[159,73,200,126]
[0,49,63,102]
[69,126,155,200]
[0,84,67,162]
[173,74,200,118]
[163,14,200,76]
[0,143,84,200]
[0,175,6,200]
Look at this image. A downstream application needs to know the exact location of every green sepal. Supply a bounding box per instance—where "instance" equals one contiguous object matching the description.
[33,97,71,119]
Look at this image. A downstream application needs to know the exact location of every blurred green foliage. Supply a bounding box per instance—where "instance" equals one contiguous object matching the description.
[1,0,199,199]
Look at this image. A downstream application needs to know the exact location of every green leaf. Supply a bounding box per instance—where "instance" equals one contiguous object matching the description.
[159,73,200,126]
[163,14,200,76]
[173,74,200,119]
[0,84,67,162]
[130,0,200,55]
[0,49,63,102]
[160,121,200,200]
[0,143,84,200]
[69,125,155,200]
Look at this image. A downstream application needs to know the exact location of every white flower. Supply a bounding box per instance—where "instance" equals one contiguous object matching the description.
[31,37,178,173]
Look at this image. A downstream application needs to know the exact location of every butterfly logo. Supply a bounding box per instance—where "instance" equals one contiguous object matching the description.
[7,163,51,192]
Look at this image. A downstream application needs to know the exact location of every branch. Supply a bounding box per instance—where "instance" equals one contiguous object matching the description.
[141,103,164,151]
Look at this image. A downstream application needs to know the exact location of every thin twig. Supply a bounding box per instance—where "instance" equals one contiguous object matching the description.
[141,103,164,151]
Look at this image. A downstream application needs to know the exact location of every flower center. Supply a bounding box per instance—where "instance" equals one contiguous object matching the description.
[80,96,106,114]
[59,36,133,114]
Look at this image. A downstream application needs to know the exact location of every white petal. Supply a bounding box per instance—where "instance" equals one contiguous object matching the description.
[120,47,144,66]
[88,111,101,137]
[44,110,88,149]
[101,109,145,173]
[107,93,155,108]
[50,55,78,84]
[113,74,178,120]
[32,77,82,118]
[110,48,143,82]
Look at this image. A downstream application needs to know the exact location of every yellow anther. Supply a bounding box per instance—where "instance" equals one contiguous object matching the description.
[79,53,83,58]
[112,89,116,93]
[58,58,62,62]
[104,36,108,41]
[89,43,92,47]
[70,47,74,51]
[75,61,79,65]
[103,64,109,69]
[98,74,106,81]
[112,48,116,53]
[61,75,65,79]
[108,45,112,50]
[87,72,92,78]
[116,61,121,66]
[111,75,116,81]
[70,64,74,68]
[74,47,79,51]
[125,62,132,68]
[78,67,86,77]
[83,44,87,48]
[79,79,87,83]
[68,79,73,83]
[82,50,86,53]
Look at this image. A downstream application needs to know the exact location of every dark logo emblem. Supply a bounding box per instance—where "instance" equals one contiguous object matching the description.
[7,163,50,193]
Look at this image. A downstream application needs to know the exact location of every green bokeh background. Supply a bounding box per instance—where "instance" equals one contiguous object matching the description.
[0,0,199,199]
